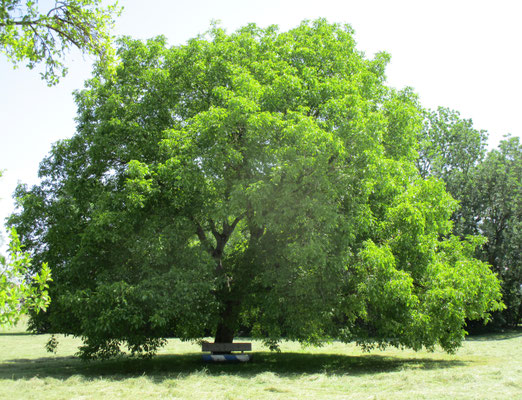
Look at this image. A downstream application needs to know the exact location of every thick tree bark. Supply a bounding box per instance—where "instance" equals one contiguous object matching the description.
[214,324,235,344]
[214,315,236,343]
[214,299,241,353]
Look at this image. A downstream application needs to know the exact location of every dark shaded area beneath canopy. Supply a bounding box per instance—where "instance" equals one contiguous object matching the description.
[0,351,471,382]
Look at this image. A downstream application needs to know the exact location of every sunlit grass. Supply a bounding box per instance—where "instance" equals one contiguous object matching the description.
[1,319,521,399]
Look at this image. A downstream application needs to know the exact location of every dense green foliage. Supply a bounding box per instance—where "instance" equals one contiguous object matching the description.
[418,109,521,328]
[10,20,503,359]
[0,0,120,84]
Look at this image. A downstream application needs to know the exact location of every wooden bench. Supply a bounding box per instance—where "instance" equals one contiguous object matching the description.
[201,342,252,362]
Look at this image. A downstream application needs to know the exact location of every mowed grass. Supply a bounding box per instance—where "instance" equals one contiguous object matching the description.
[1,320,521,399]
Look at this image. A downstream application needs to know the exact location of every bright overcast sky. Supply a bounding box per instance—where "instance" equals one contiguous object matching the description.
[1,0,521,241]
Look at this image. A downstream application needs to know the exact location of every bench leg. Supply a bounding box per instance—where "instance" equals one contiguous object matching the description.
[202,354,252,362]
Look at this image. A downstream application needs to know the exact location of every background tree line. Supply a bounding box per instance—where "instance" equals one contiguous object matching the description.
[418,107,521,329]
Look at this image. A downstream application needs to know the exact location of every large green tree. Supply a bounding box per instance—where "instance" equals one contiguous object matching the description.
[0,0,120,84]
[10,21,503,359]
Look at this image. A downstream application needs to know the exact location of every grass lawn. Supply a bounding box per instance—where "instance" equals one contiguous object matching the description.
[1,320,521,399]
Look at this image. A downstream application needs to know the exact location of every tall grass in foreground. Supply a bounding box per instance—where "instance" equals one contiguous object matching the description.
[1,320,521,399]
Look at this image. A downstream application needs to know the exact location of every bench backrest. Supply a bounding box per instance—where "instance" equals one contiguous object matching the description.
[202,342,252,352]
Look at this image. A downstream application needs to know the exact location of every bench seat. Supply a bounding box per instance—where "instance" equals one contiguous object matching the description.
[201,342,252,354]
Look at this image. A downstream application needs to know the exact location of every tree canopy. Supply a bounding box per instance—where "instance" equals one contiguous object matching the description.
[0,0,120,84]
[10,20,503,359]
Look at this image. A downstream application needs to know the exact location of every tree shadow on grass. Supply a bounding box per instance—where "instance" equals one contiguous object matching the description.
[0,352,468,382]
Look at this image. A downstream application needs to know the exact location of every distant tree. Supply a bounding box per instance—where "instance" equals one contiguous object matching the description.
[10,21,503,359]
[461,137,522,327]
[416,107,489,238]
[1,227,52,327]
[1,170,52,326]
[418,109,521,328]
[0,0,120,84]
[416,107,487,189]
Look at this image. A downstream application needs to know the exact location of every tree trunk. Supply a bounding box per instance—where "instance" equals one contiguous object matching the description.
[214,321,235,344]
[214,299,240,346]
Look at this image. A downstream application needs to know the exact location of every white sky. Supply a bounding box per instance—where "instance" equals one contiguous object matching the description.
[1,0,521,247]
